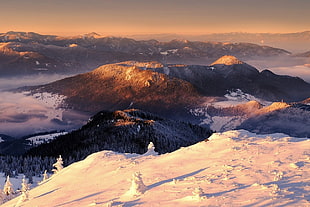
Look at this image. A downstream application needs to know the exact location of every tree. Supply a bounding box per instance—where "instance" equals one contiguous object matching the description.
[3,175,14,196]
[20,176,30,201]
[43,170,49,181]
[126,172,147,196]
[52,155,63,174]
[143,142,158,156]
[39,170,49,185]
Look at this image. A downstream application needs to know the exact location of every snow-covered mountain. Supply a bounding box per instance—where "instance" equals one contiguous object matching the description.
[0,31,291,77]
[2,130,309,206]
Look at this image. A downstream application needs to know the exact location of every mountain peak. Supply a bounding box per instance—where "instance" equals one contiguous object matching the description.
[83,32,101,38]
[211,55,244,66]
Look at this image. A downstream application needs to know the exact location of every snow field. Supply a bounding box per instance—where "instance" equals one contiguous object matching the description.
[2,130,309,207]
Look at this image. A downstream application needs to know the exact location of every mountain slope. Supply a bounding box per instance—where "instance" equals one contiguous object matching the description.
[238,103,310,137]
[23,63,202,120]
[3,130,309,207]
[26,109,213,162]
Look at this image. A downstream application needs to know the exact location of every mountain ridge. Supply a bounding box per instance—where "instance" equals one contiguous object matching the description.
[0,31,291,77]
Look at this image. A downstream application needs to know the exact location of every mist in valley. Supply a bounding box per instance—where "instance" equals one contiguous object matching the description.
[0,74,89,138]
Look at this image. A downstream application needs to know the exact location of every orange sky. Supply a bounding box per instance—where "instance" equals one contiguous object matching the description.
[1,0,309,36]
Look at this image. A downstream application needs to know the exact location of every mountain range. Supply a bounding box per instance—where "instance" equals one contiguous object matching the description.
[15,56,310,139]
[129,31,310,52]
[0,31,291,77]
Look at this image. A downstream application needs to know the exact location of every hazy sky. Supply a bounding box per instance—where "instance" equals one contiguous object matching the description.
[1,0,309,36]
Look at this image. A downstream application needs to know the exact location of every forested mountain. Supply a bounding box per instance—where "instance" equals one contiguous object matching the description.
[26,109,213,162]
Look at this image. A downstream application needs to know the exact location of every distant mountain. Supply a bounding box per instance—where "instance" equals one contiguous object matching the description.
[26,109,213,162]
[129,31,310,52]
[294,50,310,57]
[0,31,290,76]
[0,131,66,156]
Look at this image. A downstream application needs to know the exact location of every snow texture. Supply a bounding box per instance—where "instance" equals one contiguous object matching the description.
[27,132,67,145]
[2,130,310,207]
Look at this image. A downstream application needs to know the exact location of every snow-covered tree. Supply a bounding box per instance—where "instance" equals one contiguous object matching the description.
[52,155,63,174]
[143,142,158,156]
[127,172,147,196]
[20,176,30,201]
[192,187,206,200]
[3,175,14,196]
[43,170,49,181]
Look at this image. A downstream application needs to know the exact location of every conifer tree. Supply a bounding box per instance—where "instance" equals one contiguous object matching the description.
[3,175,14,196]
[20,176,30,201]
[52,155,63,174]
[127,172,147,196]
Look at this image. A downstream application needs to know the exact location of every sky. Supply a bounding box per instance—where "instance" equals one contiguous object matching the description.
[1,0,309,36]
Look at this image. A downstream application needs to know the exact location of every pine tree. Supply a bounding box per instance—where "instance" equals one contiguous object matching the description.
[52,155,63,174]
[143,142,158,156]
[20,176,30,201]
[126,172,147,196]
[3,175,14,196]
[39,170,49,185]
[43,170,49,181]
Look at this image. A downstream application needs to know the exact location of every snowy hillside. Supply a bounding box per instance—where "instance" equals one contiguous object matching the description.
[2,130,309,207]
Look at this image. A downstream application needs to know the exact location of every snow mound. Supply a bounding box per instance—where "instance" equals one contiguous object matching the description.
[3,130,309,207]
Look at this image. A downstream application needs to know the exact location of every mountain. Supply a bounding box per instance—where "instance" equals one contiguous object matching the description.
[26,109,213,162]
[192,94,310,137]
[0,31,291,76]
[22,62,202,120]
[294,50,310,57]
[2,130,309,206]
[238,102,310,137]
[0,131,66,156]
[147,56,310,102]
[12,57,310,138]
[129,31,310,52]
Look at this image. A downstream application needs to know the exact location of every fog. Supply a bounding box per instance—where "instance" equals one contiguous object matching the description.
[247,56,310,83]
[0,74,89,138]
[0,74,71,91]
[0,91,89,138]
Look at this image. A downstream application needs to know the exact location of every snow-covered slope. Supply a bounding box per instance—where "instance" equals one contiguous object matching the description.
[3,130,309,207]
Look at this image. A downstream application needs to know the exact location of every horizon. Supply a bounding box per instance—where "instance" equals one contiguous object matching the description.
[1,30,310,38]
[1,0,309,36]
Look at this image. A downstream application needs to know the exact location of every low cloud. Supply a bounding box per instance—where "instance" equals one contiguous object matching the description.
[0,91,88,138]
[0,74,70,91]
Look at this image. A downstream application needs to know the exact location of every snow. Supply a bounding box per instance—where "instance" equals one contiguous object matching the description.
[26,132,67,145]
[2,130,309,207]
[160,49,178,55]
[215,89,271,107]
[190,89,272,131]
